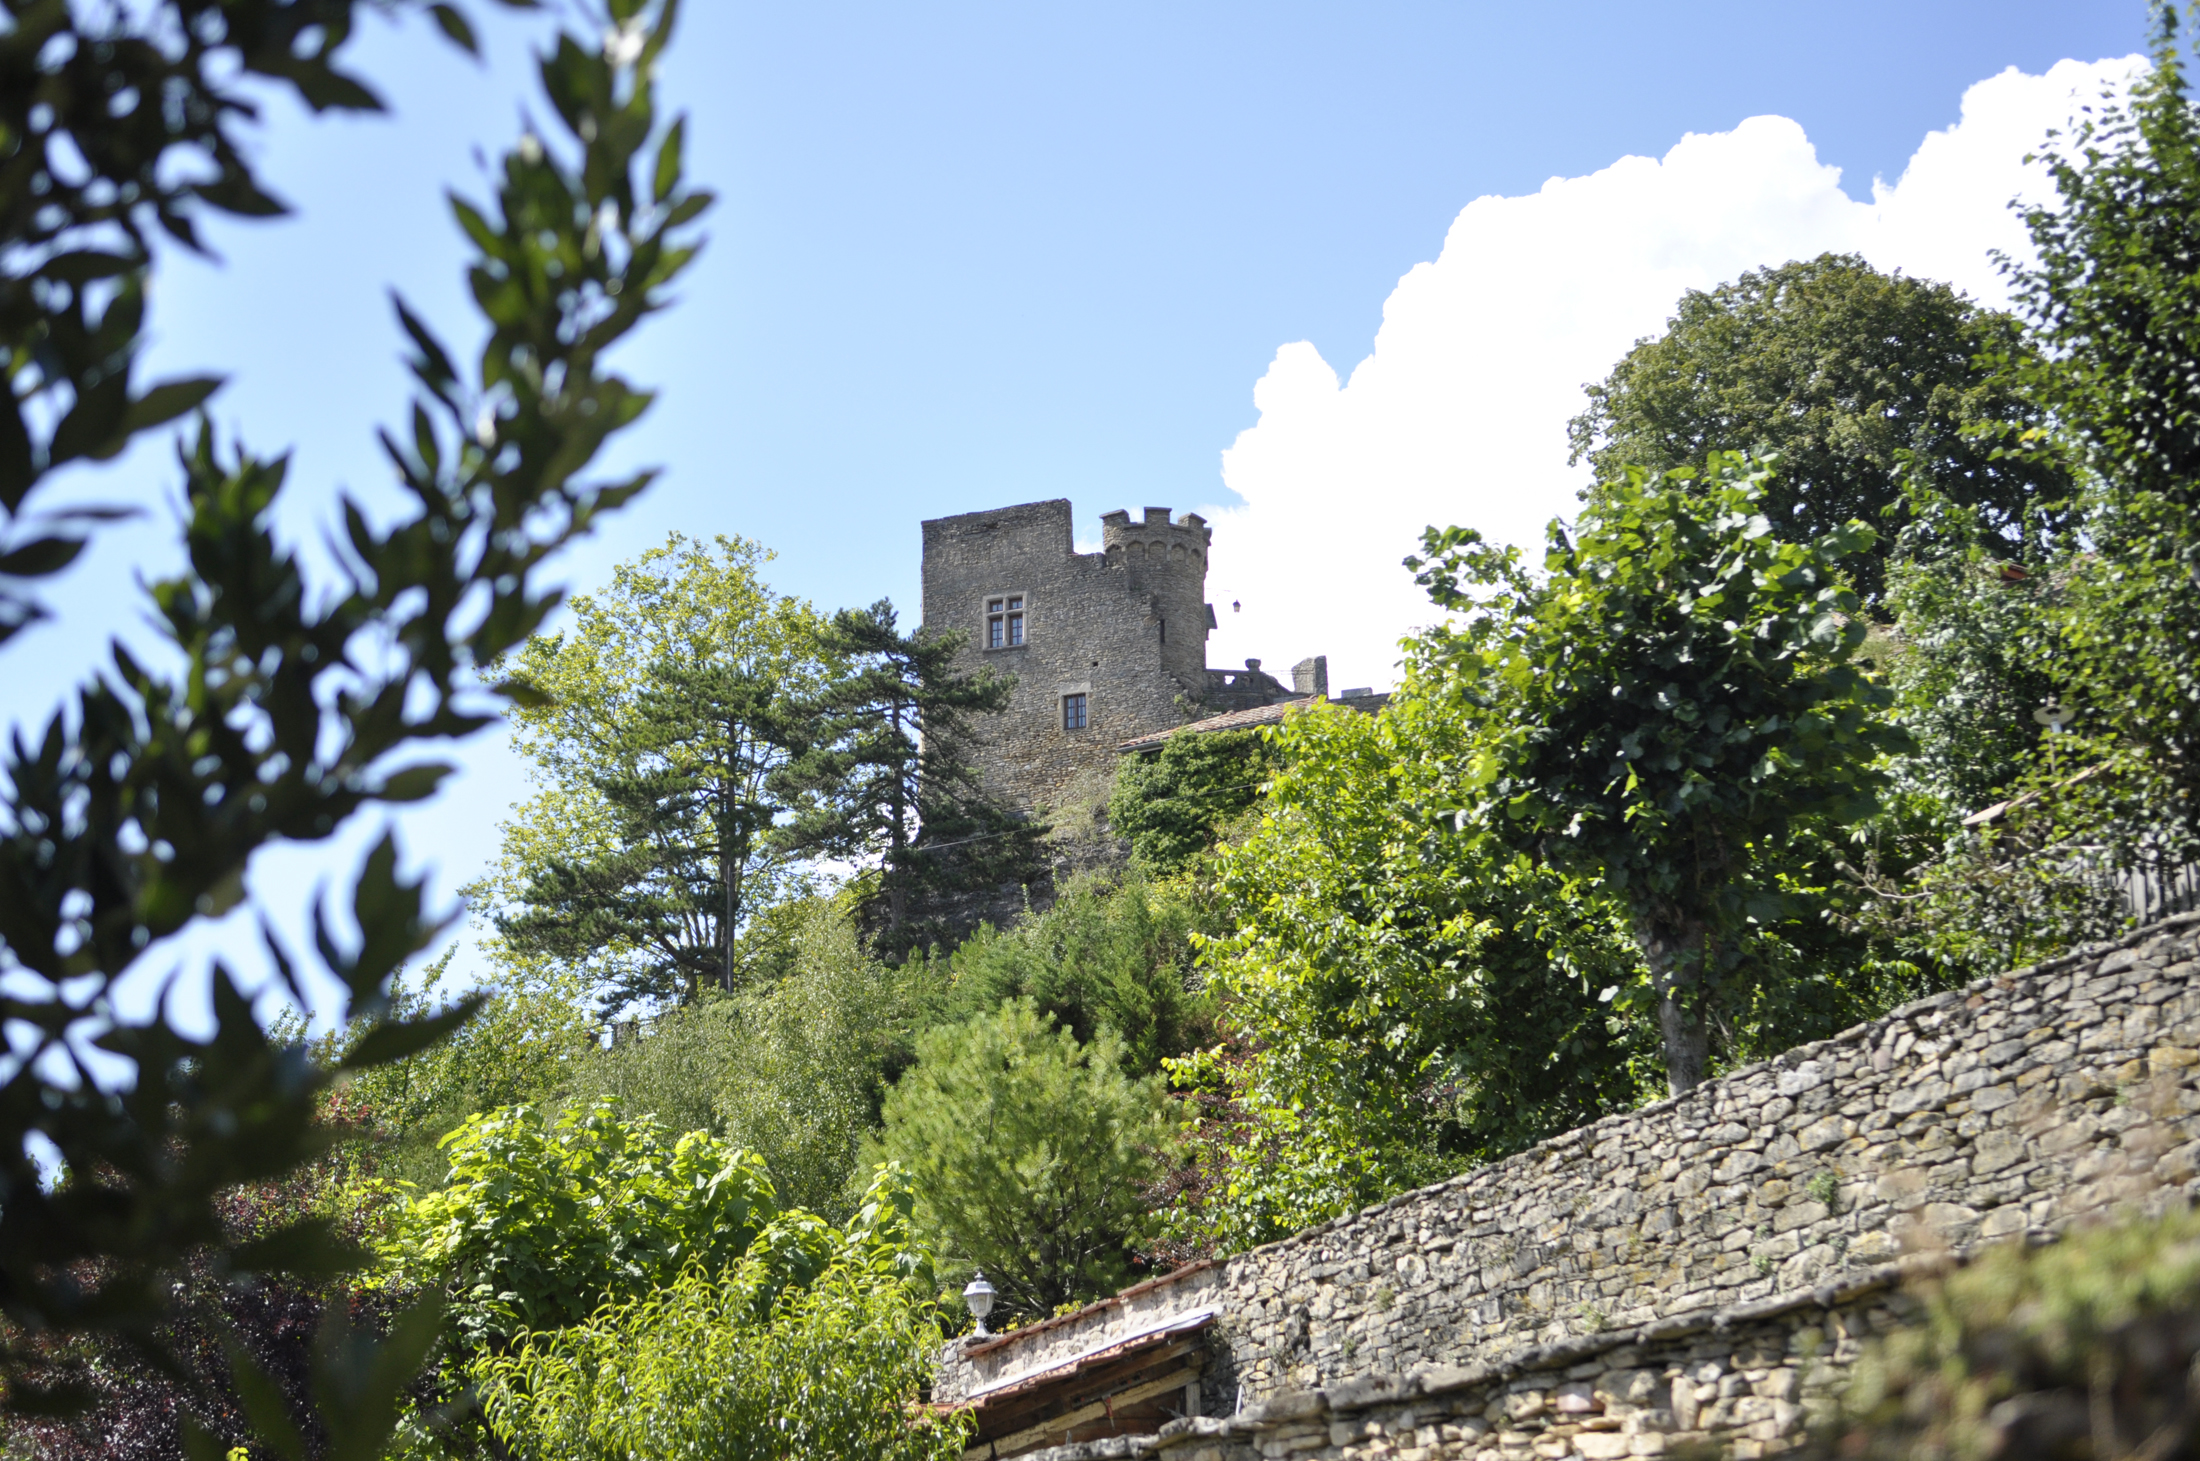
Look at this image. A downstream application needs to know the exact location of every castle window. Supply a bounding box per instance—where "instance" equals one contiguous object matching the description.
[1158,618,1165,645]
[1062,693,1088,731]
[985,595,1026,649]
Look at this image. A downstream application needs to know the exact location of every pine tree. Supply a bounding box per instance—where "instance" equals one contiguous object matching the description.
[774,600,1042,954]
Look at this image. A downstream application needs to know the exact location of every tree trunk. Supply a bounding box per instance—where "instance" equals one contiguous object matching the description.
[1635,914,1711,1097]
[721,838,737,995]
[887,699,908,933]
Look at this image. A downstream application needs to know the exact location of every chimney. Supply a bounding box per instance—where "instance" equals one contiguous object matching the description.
[1292,655,1328,697]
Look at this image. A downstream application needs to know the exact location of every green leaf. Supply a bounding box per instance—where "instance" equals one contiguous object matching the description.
[198,168,290,217]
[375,761,455,802]
[428,2,479,53]
[653,116,686,204]
[0,537,85,579]
[123,376,223,433]
[339,1001,484,1072]
[492,676,558,708]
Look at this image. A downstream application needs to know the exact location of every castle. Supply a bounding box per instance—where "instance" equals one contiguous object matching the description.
[920,498,1335,817]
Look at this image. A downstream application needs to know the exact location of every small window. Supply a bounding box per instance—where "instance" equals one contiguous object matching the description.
[1157,617,1165,645]
[1062,693,1088,731]
[985,595,1025,649]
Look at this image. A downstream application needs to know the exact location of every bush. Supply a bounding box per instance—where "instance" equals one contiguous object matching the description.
[470,1167,965,1461]
[558,897,935,1219]
[711,904,935,1217]
[879,1000,1179,1321]
[926,872,1215,1077]
[376,1103,778,1353]
[1807,1208,2200,1459]
[1170,694,1654,1256]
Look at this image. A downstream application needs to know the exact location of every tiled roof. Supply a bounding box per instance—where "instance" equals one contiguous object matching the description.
[1117,693,1387,752]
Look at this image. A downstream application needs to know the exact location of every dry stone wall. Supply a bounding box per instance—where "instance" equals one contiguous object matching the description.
[945,913,2200,1459]
[1145,1268,1922,1461]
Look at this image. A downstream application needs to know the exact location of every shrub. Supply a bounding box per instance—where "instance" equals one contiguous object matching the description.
[470,1168,964,1461]
[879,1000,1179,1321]
[927,872,1215,1077]
[1807,1208,2200,1459]
[1108,728,1277,872]
[375,1103,777,1352]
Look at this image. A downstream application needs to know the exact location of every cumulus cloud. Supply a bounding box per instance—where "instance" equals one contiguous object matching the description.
[1200,57,2143,693]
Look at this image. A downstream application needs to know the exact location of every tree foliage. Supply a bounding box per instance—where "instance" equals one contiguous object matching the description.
[879,1000,1178,1322]
[288,950,600,1191]
[1166,696,1651,1255]
[924,871,1215,1077]
[376,1102,779,1354]
[1408,453,1909,1095]
[1567,252,2067,604]
[1879,515,2066,819]
[775,599,1040,954]
[2006,8,2200,818]
[470,1168,966,1461]
[0,0,700,1445]
[481,534,825,1014]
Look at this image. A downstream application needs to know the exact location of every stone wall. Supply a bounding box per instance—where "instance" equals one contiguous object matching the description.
[1141,1267,1923,1460]
[943,912,2200,1458]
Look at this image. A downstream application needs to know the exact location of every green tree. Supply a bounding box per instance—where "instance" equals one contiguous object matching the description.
[0,0,700,1446]
[470,1167,968,1461]
[775,599,1039,954]
[1408,452,1909,1095]
[707,904,939,1218]
[2003,9,2200,822]
[927,871,1216,1076]
[879,1000,1177,1321]
[1168,695,1651,1256]
[479,534,826,1012]
[1880,512,2066,818]
[1568,253,2068,604]
[1108,728,1278,873]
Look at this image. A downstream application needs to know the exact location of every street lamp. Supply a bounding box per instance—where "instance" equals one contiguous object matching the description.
[2034,698,2076,734]
[963,1270,997,1337]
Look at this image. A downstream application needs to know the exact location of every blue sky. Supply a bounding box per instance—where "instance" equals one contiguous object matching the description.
[3,0,2148,1023]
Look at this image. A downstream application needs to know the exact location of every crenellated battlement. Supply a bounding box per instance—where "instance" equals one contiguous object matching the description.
[1100,506,1210,572]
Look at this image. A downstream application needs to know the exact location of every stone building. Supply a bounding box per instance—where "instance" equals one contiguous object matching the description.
[921,498,1332,818]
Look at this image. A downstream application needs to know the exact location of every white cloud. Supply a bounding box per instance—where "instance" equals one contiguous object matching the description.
[1200,56,2143,694]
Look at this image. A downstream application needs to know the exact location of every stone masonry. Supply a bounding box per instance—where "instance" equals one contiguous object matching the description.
[921,499,1306,819]
[939,912,2200,1459]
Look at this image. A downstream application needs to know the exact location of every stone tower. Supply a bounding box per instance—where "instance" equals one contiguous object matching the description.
[921,498,1291,817]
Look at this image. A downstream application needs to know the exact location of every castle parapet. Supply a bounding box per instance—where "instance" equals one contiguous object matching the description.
[1101,505,1211,569]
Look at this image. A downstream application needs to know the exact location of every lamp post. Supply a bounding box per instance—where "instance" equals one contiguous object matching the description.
[2035,698,2076,772]
[963,1270,997,1337]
